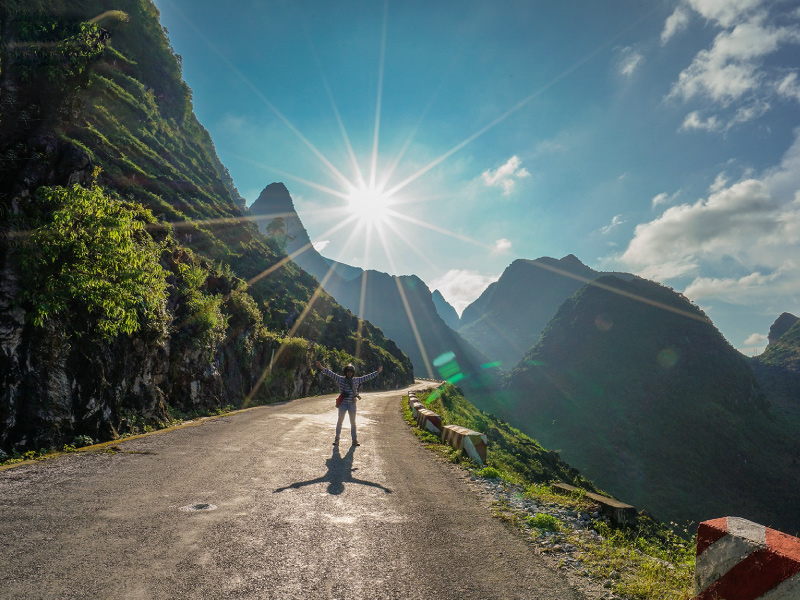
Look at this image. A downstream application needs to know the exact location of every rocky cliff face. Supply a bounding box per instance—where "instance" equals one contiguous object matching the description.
[768,312,799,347]
[1,235,401,452]
[0,2,413,454]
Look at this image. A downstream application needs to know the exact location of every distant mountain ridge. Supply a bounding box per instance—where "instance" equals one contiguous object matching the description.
[249,183,499,395]
[432,290,460,331]
[458,255,632,370]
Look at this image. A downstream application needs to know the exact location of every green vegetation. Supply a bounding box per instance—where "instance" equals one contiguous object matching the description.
[566,519,694,600]
[758,319,800,370]
[751,319,800,437]
[477,466,502,479]
[418,384,594,488]
[403,385,695,600]
[527,513,562,532]
[18,176,169,338]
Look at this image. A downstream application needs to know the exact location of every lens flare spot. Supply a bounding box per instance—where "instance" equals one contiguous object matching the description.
[432,351,463,382]
[595,314,613,331]
[433,351,456,367]
[657,348,678,368]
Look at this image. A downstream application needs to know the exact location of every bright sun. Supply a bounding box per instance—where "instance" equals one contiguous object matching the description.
[346,185,393,226]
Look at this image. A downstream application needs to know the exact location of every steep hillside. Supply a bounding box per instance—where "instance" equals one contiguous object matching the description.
[250,182,500,398]
[419,384,597,490]
[0,1,413,453]
[458,255,631,370]
[498,275,800,534]
[752,316,800,434]
[431,289,460,331]
[767,312,799,346]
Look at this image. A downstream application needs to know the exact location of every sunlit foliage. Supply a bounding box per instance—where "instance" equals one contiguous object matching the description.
[19,178,169,338]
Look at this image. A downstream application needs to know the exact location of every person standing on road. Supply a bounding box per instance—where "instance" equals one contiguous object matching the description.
[315,361,382,447]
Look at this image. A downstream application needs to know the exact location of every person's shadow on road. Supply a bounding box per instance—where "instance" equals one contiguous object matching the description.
[273,445,392,495]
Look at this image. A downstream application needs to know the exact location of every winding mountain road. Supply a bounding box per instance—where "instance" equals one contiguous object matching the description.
[0,383,588,599]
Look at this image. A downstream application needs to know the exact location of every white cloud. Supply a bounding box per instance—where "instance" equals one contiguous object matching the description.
[709,172,729,192]
[312,240,330,252]
[619,129,800,314]
[619,47,644,77]
[429,269,500,316]
[679,100,769,132]
[492,238,512,254]
[652,190,681,208]
[776,72,800,101]
[668,3,800,131]
[684,0,764,28]
[729,99,771,125]
[623,179,779,270]
[744,332,768,346]
[661,7,691,44]
[741,331,769,355]
[680,111,722,132]
[481,155,530,195]
[600,214,626,235]
[683,271,780,301]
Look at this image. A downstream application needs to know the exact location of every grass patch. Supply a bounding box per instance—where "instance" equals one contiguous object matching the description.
[565,520,695,600]
[477,466,503,479]
[528,513,562,532]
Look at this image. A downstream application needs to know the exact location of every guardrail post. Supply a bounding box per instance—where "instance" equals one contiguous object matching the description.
[441,424,487,465]
[693,516,800,599]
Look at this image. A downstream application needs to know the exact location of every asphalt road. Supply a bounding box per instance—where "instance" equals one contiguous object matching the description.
[0,383,588,600]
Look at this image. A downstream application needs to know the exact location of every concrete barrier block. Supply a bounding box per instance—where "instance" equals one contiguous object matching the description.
[407,394,417,410]
[694,516,800,600]
[441,424,488,465]
[416,408,442,435]
[551,483,637,526]
[410,401,423,418]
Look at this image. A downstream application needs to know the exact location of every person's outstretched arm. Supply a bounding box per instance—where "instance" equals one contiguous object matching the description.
[355,365,383,384]
[315,361,342,382]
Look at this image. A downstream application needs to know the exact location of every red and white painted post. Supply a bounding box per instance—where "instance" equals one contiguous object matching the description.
[694,516,800,600]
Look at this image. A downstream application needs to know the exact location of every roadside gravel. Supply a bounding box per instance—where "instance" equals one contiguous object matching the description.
[461,473,627,600]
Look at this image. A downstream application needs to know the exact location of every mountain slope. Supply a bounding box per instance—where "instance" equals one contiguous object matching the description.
[458,255,631,370]
[752,316,800,434]
[432,289,460,331]
[0,1,413,453]
[419,384,597,490]
[498,275,800,534]
[767,312,799,346]
[249,182,500,398]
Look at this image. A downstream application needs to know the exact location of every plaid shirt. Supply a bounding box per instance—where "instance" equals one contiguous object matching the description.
[320,368,380,406]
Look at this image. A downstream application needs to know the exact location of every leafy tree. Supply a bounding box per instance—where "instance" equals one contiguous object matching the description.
[19,178,169,338]
[265,216,294,250]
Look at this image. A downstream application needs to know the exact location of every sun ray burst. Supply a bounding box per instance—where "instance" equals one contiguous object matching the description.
[370,1,389,190]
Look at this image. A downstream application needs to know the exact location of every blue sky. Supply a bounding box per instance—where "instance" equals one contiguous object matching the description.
[153,0,800,354]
